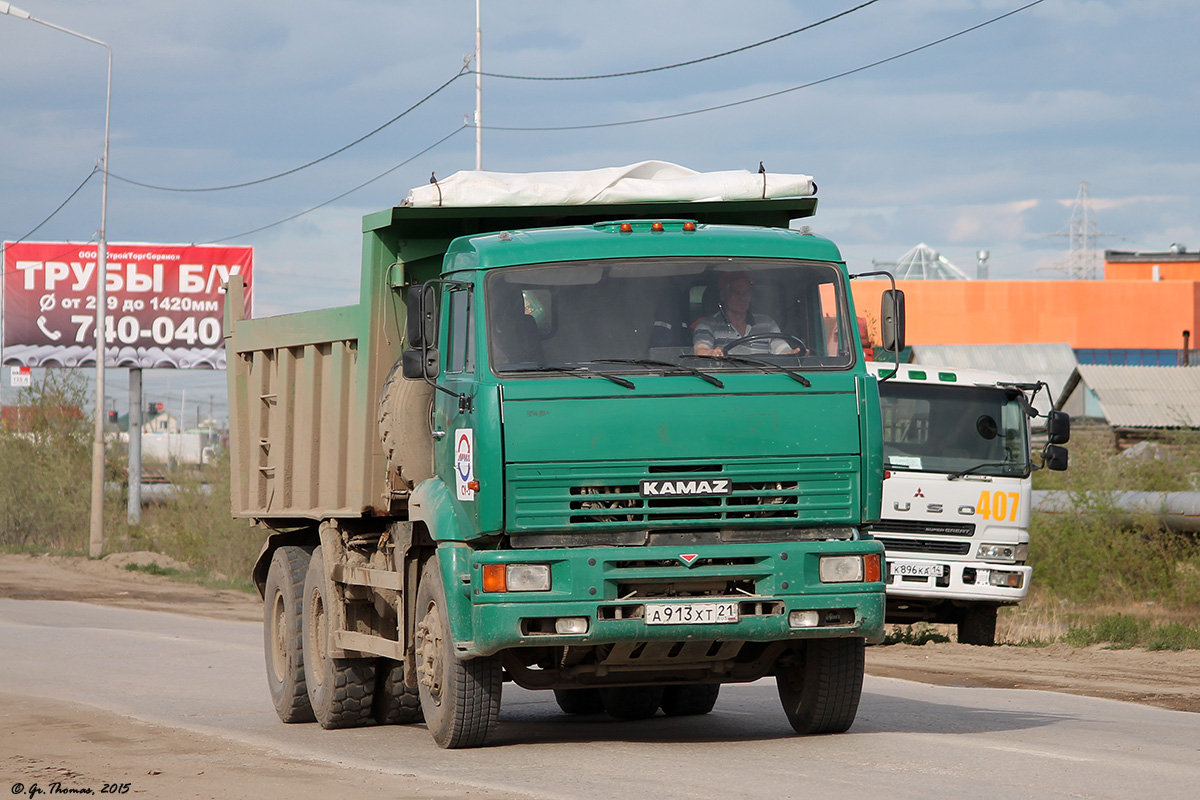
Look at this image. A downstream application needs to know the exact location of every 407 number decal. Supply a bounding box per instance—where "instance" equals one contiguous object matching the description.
[976,490,1020,521]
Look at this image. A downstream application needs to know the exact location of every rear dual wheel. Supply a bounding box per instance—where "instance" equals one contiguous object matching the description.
[301,546,377,729]
[263,545,316,723]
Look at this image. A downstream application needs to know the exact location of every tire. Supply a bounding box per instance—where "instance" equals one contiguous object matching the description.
[958,606,998,646]
[414,557,502,748]
[301,546,377,729]
[660,684,721,717]
[378,362,435,491]
[374,659,424,725]
[263,545,316,723]
[776,638,865,735]
[601,686,665,720]
[553,688,605,715]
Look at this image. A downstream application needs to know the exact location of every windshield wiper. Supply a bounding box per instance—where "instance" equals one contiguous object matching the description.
[947,462,1023,481]
[589,358,724,389]
[505,365,635,390]
[682,353,811,387]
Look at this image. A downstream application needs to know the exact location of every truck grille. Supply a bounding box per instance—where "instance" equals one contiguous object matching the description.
[507,457,859,533]
[874,536,971,556]
[875,519,976,537]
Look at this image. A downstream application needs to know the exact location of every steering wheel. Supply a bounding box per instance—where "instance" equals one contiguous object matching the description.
[721,333,807,355]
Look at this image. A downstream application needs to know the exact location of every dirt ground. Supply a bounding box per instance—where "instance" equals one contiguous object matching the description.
[2,552,1198,798]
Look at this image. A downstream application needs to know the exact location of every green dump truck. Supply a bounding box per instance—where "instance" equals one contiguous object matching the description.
[225,163,901,748]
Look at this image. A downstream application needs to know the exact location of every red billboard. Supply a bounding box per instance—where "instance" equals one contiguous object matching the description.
[2,242,252,369]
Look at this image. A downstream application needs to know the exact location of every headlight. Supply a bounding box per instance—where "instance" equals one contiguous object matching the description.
[977,544,1018,562]
[819,555,864,583]
[482,563,551,592]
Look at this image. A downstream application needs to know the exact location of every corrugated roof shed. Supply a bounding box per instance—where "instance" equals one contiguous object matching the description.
[1055,365,1200,428]
[910,343,1078,417]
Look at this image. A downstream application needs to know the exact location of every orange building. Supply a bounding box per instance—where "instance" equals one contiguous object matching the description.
[849,248,1200,353]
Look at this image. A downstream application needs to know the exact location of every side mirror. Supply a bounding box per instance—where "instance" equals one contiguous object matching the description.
[880,289,906,351]
[1046,409,1071,444]
[402,346,440,380]
[1043,443,1069,472]
[405,284,438,348]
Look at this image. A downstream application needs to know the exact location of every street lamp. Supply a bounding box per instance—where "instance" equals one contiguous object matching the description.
[1,2,112,558]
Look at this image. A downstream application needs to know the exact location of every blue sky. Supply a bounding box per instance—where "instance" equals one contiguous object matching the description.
[2,0,1197,419]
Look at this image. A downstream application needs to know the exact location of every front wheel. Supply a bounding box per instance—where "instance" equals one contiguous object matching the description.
[776,638,865,735]
[958,605,998,646]
[414,557,501,748]
[301,546,377,729]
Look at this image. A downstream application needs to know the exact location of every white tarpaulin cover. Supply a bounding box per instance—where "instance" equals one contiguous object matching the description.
[403,161,815,208]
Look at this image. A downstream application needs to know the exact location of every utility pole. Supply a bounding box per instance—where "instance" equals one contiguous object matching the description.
[474,0,482,170]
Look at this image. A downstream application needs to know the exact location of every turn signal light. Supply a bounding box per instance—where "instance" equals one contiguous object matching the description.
[864,553,882,583]
[482,564,507,593]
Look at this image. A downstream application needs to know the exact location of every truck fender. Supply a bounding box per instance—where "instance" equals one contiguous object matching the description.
[408,479,480,658]
[408,477,468,543]
[251,527,319,597]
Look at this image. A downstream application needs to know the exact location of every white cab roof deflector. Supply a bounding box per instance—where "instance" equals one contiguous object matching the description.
[403,161,815,208]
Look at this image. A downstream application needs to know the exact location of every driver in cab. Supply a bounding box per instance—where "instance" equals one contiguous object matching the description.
[692,272,803,357]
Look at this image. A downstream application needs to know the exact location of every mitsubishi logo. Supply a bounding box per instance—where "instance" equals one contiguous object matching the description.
[679,553,700,567]
[913,488,925,498]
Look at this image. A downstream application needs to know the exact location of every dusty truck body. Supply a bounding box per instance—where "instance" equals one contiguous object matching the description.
[866,361,1069,645]
[226,164,896,748]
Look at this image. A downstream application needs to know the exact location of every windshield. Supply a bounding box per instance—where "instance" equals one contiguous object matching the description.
[879,382,1030,477]
[485,258,853,375]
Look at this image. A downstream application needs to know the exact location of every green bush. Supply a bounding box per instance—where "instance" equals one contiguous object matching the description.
[1,370,265,590]
[1030,430,1200,606]
[882,623,951,646]
[1146,623,1200,651]
[0,371,93,552]
[116,453,266,590]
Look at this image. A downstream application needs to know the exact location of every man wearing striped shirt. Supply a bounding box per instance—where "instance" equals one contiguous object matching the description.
[692,272,803,357]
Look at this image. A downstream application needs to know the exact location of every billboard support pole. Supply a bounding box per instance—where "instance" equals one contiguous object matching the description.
[128,368,142,524]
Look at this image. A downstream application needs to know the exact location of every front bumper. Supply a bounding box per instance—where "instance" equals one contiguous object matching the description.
[885,557,1031,604]
[445,539,886,656]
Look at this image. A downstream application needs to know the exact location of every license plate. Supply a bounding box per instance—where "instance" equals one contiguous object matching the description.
[644,601,740,625]
[890,561,943,578]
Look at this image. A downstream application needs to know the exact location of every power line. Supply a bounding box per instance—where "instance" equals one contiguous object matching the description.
[108,67,470,194]
[480,0,884,81]
[483,0,1047,132]
[201,124,469,244]
[1,167,98,261]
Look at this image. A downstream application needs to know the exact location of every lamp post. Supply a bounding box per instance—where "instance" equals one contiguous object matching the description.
[1,2,112,557]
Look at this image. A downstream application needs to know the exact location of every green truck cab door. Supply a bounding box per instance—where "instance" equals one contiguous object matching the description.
[431,282,503,539]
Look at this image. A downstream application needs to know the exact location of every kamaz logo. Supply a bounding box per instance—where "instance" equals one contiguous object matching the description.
[640,479,731,497]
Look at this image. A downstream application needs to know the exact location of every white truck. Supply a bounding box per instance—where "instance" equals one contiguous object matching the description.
[865,361,1069,645]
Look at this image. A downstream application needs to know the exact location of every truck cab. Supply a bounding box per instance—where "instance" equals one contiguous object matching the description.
[866,361,1068,644]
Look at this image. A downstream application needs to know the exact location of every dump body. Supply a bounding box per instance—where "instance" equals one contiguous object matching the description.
[867,361,1041,644]
[227,169,892,745]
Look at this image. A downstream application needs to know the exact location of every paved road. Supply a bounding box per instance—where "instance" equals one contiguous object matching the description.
[3,598,1198,799]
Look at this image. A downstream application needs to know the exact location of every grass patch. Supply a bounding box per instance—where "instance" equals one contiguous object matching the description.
[1059,613,1200,650]
[882,623,951,646]
[123,562,182,578]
